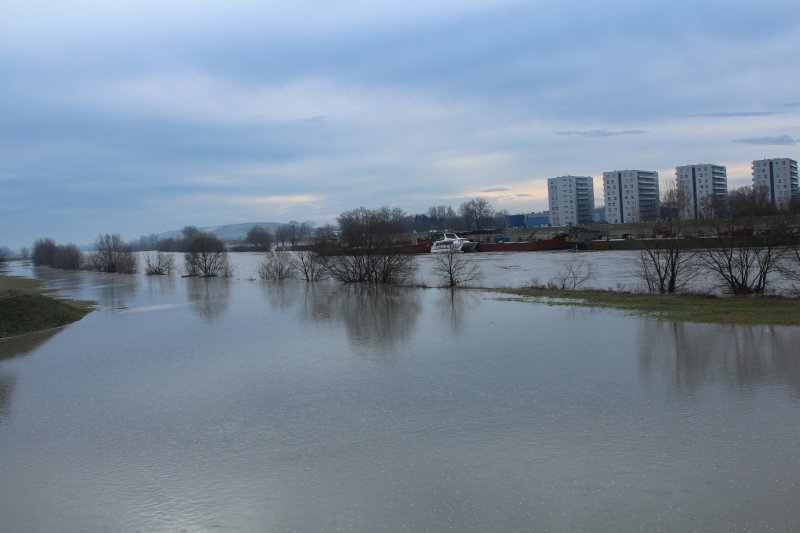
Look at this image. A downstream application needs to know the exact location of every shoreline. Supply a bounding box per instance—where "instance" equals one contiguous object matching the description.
[497,286,800,326]
[0,275,94,339]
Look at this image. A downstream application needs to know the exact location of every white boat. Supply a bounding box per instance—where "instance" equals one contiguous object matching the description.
[430,233,477,253]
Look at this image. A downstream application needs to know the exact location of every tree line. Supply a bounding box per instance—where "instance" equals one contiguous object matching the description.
[632,181,800,296]
[22,203,485,287]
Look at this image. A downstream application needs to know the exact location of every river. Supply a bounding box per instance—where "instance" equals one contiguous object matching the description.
[1,254,799,531]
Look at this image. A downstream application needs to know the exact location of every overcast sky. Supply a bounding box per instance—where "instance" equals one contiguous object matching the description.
[2,0,799,248]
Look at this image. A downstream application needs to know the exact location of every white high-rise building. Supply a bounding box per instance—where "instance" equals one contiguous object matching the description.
[547,175,595,226]
[603,170,660,224]
[752,158,799,210]
[676,164,728,219]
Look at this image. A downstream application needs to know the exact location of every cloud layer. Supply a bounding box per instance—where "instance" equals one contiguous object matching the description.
[1,0,799,247]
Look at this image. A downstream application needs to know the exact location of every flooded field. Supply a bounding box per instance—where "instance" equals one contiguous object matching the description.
[1,256,799,531]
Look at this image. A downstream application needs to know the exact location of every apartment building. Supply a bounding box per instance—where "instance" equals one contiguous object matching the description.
[676,164,728,219]
[547,175,595,226]
[602,170,660,224]
[752,158,799,210]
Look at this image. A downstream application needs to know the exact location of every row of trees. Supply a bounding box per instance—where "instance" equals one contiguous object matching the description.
[30,232,232,278]
[254,206,482,287]
[634,181,800,295]
[636,221,800,296]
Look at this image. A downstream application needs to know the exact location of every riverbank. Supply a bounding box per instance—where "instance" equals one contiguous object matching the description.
[0,275,93,338]
[500,287,800,326]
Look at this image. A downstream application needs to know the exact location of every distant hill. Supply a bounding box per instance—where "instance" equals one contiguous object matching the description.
[158,222,284,243]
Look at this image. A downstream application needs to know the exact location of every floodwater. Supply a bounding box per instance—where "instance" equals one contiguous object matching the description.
[1,256,800,531]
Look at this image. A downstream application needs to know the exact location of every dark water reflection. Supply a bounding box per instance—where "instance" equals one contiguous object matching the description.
[303,284,421,351]
[1,268,800,531]
[0,330,63,423]
[639,321,800,399]
[186,277,231,319]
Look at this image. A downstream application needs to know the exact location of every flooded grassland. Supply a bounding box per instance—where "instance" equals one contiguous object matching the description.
[1,253,799,531]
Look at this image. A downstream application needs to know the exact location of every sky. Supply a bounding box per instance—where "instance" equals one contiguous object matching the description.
[1,0,799,249]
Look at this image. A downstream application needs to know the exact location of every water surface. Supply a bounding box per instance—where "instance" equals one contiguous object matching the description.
[1,264,799,531]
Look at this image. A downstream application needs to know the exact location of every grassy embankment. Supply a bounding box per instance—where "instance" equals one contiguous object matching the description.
[0,275,93,338]
[500,287,800,326]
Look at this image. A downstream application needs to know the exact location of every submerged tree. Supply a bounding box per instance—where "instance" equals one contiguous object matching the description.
[32,238,58,267]
[258,251,298,281]
[31,238,84,270]
[144,252,175,275]
[295,249,329,281]
[549,256,595,290]
[324,206,417,284]
[90,234,137,274]
[432,248,481,288]
[53,243,84,270]
[184,233,230,277]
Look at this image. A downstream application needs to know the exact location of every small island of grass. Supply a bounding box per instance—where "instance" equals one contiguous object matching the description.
[500,287,800,326]
[0,275,93,338]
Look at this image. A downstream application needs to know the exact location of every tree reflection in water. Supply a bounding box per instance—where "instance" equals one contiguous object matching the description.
[299,283,422,352]
[433,289,483,336]
[638,320,800,398]
[0,329,62,424]
[186,277,231,319]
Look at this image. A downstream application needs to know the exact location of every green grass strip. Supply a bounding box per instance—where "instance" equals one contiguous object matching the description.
[1,275,93,338]
[499,287,800,326]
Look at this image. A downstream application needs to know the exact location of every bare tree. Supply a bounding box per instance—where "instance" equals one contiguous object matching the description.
[184,233,230,277]
[634,178,698,294]
[427,205,460,230]
[778,244,800,295]
[295,250,329,281]
[182,225,202,241]
[259,251,298,281]
[459,197,495,230]
[274,224,291,248]
[696,219,786,295]
[90,234,137,274]
[276,220,305,247]
[493,209,510,229]
[324,206,417,284]
[144,252,175,275]
[31,239,84,270]
[432,248,481,288]
[300,221,314,242]
[32,238,57,266]
[549,256,595,290]
[728,185,777,217]
[315,224,337,241]
[53,244,84,270]
[698,194,727,220]
[246,226,273,251]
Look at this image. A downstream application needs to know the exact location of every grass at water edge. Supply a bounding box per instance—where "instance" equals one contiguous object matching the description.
[498,287,800,326]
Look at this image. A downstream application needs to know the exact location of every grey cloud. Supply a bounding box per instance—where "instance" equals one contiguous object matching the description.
[516,193,531,197]
[735,135,797,146]
[556,130,648,138]
[481,187,509,192]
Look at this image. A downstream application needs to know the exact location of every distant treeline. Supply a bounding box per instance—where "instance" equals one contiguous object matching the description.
[32,235,137,274]
[129,199,511,252]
